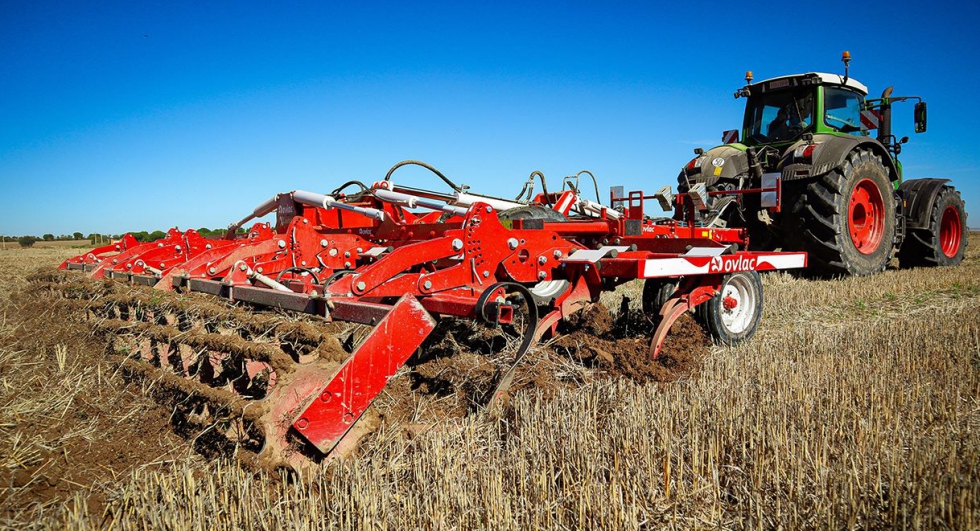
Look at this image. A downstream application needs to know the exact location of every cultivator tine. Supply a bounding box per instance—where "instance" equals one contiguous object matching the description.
[649,298,690,359]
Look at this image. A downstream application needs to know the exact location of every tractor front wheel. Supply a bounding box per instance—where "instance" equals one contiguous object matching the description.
[899,186,968,267]
[700,271,763,346]
[790,148,895,276]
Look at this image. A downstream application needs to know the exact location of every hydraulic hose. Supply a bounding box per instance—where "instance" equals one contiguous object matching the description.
[383,160,460,192]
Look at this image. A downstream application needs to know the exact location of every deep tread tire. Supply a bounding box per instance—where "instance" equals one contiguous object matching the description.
[899,186,968,267]
[702,271,763,345]
[641,279,677,317]
[789,148,895,276]
[498,205,567,223]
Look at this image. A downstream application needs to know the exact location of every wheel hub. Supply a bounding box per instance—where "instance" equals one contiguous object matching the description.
[848,178,886,255]
[719,277,754,335]
[939,205,963,258]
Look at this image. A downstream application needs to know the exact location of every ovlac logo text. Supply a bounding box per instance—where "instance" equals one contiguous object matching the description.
[709,255,757,273]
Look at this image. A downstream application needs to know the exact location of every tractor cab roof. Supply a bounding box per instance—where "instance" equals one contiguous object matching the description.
[748,72,868,96]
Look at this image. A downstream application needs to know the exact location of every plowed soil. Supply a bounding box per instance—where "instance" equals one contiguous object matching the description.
[1,269,710,520]
[0,282,192,519]
[371,298,706,431]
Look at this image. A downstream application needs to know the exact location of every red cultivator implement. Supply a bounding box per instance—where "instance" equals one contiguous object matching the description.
[53,160,806,468]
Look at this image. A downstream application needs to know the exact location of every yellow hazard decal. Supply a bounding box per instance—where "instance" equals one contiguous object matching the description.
[713,166,723,176]
[701,230,710,238]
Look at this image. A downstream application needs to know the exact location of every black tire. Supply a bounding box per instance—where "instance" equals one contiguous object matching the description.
[899,186,968,267]
[789,148,895,276]
[498,205,567,223]
[641,279,677,317]
[701,271,763,346]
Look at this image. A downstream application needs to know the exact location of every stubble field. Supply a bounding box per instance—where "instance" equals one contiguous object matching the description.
[1,236,978,529]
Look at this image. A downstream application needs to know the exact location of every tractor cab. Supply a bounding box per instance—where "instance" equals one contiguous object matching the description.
[735,72,870,147]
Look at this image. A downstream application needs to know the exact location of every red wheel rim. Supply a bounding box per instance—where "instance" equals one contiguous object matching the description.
[939,205,962,258]
[848,178,886,255]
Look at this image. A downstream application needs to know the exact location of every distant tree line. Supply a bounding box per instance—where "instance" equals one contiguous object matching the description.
[2,227,245,248]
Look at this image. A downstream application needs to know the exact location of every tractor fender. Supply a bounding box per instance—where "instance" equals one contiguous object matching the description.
[681,145,748,187]
[899,178,952,230]
[780,135,899,183]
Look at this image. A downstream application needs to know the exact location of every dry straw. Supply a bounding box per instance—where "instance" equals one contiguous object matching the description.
[1,237,978,529]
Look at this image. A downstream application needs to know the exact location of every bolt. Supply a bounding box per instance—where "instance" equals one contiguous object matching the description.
[277,240,286,249]
[451,238,464,252]
[257,267,263,273]
[301,260,306,266]
[209,267,216,274]
[357,247,363,253]
[174,245,181,252]
[485,206,493,213]
[112,259,118,265]
[507,238,519,250]
[157,243,164,248]
[296,418,310,430]
[126,263,132,269]
[303,218,308,224]
[344,261,351,268]
[344,251,351,258]
[423,280,433,290]
[320,239,328,247]
[538,256,547,265]
[319,391,332,403]
[329,248,338,257]
[356,281,366,291]
[538,271,547,280]
[205,244,212,250]
[482,271,489,278]
[553,250,563,259]
[239,263,247,271]
[159,262,165,268]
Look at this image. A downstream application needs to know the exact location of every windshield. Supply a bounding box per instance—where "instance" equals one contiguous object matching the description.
[823,87,867,135]
[744,87,814,144]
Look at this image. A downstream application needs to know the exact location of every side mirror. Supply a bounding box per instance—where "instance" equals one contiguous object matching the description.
[914,101,927,133]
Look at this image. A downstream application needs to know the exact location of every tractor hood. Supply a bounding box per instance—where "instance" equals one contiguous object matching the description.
[681,144,749,187]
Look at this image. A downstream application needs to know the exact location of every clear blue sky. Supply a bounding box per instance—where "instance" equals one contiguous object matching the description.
[2,1,978,236]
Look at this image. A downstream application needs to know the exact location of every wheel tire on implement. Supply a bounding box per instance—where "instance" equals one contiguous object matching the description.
[698,271,763,346]
[641,278,677,320]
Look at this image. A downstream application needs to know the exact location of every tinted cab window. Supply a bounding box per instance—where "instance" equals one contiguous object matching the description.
[823,87,866,135]
[745,88,814,143]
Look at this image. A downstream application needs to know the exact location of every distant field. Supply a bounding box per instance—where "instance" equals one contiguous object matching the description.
[0,240,95,250]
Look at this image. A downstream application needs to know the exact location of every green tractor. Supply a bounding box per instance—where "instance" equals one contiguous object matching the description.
[677,52,967,276]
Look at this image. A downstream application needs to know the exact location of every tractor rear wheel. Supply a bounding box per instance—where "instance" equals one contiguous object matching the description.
[790,148,895,276]
[898,186,968,267]
[701,271,763,346]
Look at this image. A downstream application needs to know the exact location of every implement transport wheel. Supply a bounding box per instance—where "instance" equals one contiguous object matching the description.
[899,186,968,267]
[791,148,895,276]
[641,278,678,319]
[700,271,763,346]
[498,205,568,223]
